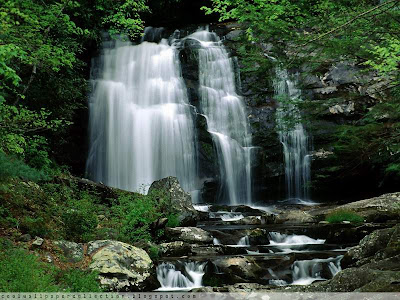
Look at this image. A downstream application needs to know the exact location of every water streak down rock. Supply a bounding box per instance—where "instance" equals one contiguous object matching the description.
[86,33,197,194]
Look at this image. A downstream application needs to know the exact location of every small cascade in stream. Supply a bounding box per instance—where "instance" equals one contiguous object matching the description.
[86,29,197,194]
[291,256,343,285]
[269,232,325,245]
[274,69,311,201]
[187,28,253,205]
[156,262,206,291]
[237,236,250,246]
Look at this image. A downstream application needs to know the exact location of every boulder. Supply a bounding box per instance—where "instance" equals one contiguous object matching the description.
[274,209,316,224]
[148,176,199,226]
[31,237,44,248]
[213,256,263,283]
[19,234,32,242]
[89,240,156,291]
[236,215,275,225]
[165,227,213,244]
[342,224,400,268]
[87,240,113,256]
[191,245,223,256]
[53,240,84,263]
[159,241,191,257]
[320,192,400,223]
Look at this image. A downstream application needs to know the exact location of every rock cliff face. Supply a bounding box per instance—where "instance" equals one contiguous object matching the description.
[193,23,396,203]
[137,23,394,204]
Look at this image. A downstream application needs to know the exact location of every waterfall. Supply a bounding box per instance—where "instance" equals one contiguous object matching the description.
[187,29,253,205]
[291,256,342,285]
[274,69,311,201]
[268,232,325,245]
[237,236,250,246]
[86,31,197,193]
[156,262,206,291]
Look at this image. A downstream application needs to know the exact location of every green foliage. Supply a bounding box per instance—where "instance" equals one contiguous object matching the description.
[20,216,49,237]
[0,0,148,170]
[60,269,102,292]
[62,193,99,242]
[0,152,47,182]
[148,245,160,260]
[166,213,180,228]
[0,239,102,292]
[325,210,364,224]
[112,189,172,243]
[203,0,400,81]
[0,243,60,292]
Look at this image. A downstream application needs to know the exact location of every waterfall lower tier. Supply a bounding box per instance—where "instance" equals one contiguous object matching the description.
[188,29,253,205]
[291,256,343,285]
[86,35,197,193]
[274,68,311,201]
[156,262,206,291]
[268,232,325,245]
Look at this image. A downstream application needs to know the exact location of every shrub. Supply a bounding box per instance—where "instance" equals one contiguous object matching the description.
[0,241,60,292]
[20,216,50,237]
[148,245,160,260]
[113,189,171,243]
[0,152,48,182]
[62,193,98,242]
[60,269,102,292]
[166,213,180,227]
[325,210,364,224]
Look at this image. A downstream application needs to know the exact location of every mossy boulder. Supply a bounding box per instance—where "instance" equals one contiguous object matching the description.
[89,240,156,291]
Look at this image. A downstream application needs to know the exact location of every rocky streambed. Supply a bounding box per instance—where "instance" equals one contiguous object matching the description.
[18,177,400,292]
[155,204,399,292]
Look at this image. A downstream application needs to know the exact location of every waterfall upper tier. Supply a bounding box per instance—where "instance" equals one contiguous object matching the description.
[86,27,254,205]
[188,29,253,205]
[86,37,197,193]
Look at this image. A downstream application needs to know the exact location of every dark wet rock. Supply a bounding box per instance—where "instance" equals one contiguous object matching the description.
[165,227,213,244]
[53,240,84,263]
[213,256,264,283]
[19,234,32,242]
[201,179,219,203]
[151,217,168,230]
[233,215,275,225]
[342,224,400,268]
[148,176,199,226]
[191,245,223,256]
[89,240,156,291]
[225,30,243,41]
[159,241,191,257]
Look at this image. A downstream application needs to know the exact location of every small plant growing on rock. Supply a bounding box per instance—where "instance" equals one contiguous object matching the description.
[325,210,364,224]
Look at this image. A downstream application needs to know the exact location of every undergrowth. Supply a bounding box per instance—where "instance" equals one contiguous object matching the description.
[325,210,364,224]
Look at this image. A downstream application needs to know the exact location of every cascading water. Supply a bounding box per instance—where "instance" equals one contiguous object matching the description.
[274,69,311,201]
[268,232,325,245]
[156,262,206,291]
[187,29,253,205]
[291,256,343,285]
[86,31,197,193]
[237,235,250,246]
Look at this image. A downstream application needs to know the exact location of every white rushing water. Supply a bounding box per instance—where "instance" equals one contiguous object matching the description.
[220,213,244,221]
[86,32,197,193]
[291,256,342,285]
[213,238,221,245]
[156,262,206,291]
[274,69,311,201]
[269,232,325,245]
[187,29,253,205]
[237,235,250,246]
